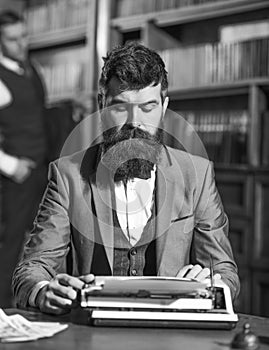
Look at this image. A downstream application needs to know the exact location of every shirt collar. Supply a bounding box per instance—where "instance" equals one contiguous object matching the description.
[0,54,24,75]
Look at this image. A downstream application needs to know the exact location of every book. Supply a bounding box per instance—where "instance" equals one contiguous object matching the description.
[220,20,269,43]
[158,37,269,90]
[261,111,269,166]
[25,0,90,35]
[174,110,249,164]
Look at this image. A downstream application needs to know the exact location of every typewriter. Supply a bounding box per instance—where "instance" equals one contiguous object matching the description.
[80,276,238,329]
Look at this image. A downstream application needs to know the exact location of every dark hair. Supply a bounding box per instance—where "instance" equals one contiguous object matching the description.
[98,42,168,108]
[0,10,24,35]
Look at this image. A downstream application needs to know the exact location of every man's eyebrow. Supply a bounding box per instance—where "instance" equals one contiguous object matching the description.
[109,98,127,106]
[139,100,159,106]
[108,98,160,106]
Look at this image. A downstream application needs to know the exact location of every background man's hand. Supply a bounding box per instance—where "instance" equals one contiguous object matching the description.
[176,264,221,282]
[12,158,36,183]
[36,273,95,315]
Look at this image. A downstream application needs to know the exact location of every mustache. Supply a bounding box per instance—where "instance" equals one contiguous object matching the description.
[103,125,162,150]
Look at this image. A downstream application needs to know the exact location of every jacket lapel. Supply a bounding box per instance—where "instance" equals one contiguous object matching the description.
[90,159,114,273]
[155,147,187,276]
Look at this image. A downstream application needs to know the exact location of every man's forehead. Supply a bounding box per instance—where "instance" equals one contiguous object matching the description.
[106,77,162,103]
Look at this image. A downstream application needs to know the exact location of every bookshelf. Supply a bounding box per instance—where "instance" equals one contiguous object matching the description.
[23,0,97,107]
[107,0,269,316]
[19,0,98,153]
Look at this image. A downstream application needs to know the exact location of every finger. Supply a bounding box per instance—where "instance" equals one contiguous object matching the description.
[14,174,28,183]
[46,290,74,309]
[193,267,210,282]
[79,274,95,285]
[37,286,71,315]
[22,158,36,168]
[57,273,85,290]
[19,171,30,182]
[36,281,77,315]
[28,160,36,168]
[176,264,194,278]
[214,273,222,280]
[13,168,28,181]
[40,300,71,315]
[184,264,203,280]
[49,281,77,301]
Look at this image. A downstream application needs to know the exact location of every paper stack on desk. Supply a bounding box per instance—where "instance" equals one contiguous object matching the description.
[0,309,68,343]
[80,276,238,329]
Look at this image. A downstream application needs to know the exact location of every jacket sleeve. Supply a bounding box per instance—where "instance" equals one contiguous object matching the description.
[12,161,71,308]
[191,161,240,301]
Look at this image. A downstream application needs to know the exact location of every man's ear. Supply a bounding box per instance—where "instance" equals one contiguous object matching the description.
[162,96,169,118]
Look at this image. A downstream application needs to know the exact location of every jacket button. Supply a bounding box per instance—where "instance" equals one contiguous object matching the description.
[130,248,137,256]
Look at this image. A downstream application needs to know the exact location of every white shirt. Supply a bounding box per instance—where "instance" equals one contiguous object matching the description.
[0,55,25,176]
[114,166,156,246]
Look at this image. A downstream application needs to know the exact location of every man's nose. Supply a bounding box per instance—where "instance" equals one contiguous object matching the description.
[127,104,141,127]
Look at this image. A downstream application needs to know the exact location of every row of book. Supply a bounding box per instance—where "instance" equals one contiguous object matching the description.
[25,0,93,35]
[40,62,86,99]
[166,110,249,164]
[261,111,269,167]
[115,0,232,17]
[159,38,269,89]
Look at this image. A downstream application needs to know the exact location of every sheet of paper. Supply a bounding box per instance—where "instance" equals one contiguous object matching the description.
[85,276,208,296]
[0,309,68,343]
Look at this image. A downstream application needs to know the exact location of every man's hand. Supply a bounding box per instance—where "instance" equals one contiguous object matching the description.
[176,264,221,282]
[12,158,36,183]
[36,273,94,315]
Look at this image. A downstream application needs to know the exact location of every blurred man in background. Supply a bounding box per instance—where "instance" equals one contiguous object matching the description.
[0,10,48,307]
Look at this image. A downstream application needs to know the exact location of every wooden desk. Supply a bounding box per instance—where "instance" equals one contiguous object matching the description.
[2,309,269,350]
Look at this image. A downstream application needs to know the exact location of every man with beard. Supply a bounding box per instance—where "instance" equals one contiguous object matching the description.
[12,43,239,315]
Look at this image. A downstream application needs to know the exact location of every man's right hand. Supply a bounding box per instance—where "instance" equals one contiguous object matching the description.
[36,273,95,315]
[12,158,36,183]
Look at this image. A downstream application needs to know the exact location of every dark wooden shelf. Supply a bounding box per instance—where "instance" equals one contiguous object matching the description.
[46,89,95,105]
[214,163,269,172]
[29,25,88,50]
[214,163,250,171]
[168,78,269,100]
[111,0,269,31]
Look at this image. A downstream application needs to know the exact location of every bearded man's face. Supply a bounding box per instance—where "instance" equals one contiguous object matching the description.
[100,78,169,182]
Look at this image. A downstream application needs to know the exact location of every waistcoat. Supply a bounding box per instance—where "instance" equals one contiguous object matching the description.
[0,62,47,162]
[90,193,157,276]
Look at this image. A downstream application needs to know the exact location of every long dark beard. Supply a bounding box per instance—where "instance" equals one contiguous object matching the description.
[102,125,163,182]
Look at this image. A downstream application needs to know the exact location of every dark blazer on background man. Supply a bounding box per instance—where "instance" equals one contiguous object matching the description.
[13,145,240,306]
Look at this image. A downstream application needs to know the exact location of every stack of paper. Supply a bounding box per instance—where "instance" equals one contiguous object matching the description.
[0,309,68,343]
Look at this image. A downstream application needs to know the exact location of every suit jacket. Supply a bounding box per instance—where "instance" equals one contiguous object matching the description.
[13,144,240,306]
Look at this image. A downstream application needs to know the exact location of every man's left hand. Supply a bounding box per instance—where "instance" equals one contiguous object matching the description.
[176,264,221,282]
